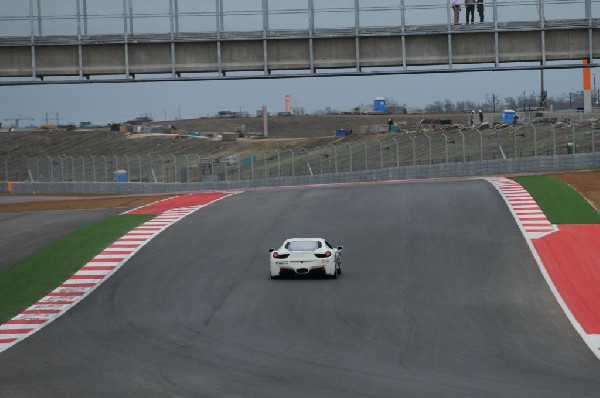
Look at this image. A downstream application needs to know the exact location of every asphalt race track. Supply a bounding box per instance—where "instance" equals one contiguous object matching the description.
[1,180,599,397]
[0,208,123,276]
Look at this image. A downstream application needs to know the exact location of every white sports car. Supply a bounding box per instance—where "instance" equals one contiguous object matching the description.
[269,238,343,279]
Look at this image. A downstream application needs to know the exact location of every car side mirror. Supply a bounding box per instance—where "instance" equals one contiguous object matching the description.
[268,248,275,253]
[337,246,343,251]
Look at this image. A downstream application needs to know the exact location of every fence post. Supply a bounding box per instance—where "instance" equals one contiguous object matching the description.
[136,155,142,182]
[393,138,400,167]
[102,155,108,182]
[378,140,384,169]
[551,124,557,156]
[80,156,85,182]
[592,127,597,167]
[263,151,268,179]
[442,134,449,163]
[91,155,96,182]
[319,148,324,175]
[277,151,281,177]
[171,155,177,182]
[425,135,432,165]
[458,132,466,162]
[35,157,40,181]
[159,155,165,182]
[477,130,483,161]
[531,124,537,157]
[362,141,368,171]
[410,137,416,166]
[69,156,75,181]
[124,155,130,182]
[289,149,295,177]
[346,143,353,172]
[331,145,338,174]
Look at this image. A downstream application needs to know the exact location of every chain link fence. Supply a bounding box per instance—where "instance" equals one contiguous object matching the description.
[2,125,597,194]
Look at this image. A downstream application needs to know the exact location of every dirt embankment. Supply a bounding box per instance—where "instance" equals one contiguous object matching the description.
[552,170,600,211]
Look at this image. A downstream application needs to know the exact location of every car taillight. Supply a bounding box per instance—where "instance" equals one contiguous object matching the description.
[314,251,332,259]
[273,251,280,258]
[273,252,289,259]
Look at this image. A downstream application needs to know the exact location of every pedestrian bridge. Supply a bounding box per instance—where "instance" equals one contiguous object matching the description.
[0,0,598,85]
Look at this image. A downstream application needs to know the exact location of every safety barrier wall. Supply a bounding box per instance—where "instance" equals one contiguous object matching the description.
[3,153,597,195]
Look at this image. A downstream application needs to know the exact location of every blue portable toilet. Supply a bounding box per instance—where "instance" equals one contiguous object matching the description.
[113,169,128,182]
[374,97,387,113]
[242,156,257,166]
[501,109,516,123]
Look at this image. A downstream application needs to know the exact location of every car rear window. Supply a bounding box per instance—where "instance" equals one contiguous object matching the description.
[287,241,320,251]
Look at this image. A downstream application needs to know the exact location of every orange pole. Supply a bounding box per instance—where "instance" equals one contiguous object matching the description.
[583,59,591,91]
[7,181,12,192]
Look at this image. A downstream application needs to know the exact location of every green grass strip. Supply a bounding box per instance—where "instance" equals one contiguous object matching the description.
[0,214,154,325]
[512,176,600,224]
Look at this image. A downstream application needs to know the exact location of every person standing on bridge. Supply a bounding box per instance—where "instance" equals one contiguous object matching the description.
[451,1,461,25]
[477,0,484,22]
[465,0,475,24]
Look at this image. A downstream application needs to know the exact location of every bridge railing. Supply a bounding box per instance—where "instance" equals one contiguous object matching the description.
[1,0,597,37]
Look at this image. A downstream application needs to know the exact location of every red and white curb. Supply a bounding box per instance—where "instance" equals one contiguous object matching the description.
[0,194,235,354]
[485,177,600,360]
[485,177,557,239]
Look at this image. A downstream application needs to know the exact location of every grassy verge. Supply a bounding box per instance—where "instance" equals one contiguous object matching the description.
[512,176,600,224]
[0,214,154,325]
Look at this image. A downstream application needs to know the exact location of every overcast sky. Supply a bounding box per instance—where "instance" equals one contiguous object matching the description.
[0,0,597,125]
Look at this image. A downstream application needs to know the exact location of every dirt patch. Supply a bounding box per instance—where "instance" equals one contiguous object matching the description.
[550,170,600,211]
[0,195,175,213]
